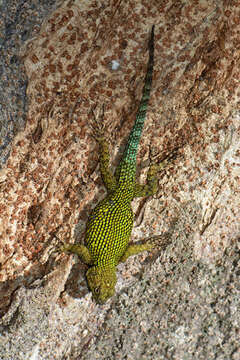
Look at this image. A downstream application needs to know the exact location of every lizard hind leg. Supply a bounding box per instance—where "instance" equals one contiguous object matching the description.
[133,162,158,198]
[90,105,117,193]
[133,149,179,198]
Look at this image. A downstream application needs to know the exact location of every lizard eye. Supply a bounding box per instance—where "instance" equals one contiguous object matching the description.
[94,287,100,294]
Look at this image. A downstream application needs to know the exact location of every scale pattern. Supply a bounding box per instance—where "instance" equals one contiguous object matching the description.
[62,26,156,303]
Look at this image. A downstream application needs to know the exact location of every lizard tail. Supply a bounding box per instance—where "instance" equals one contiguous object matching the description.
[119,25,155,185]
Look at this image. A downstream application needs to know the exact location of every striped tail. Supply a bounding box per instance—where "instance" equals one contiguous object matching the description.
[118,25,155,184]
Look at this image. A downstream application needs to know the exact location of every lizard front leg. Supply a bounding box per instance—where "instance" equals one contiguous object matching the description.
[118,233,172,264]
[118,242,153,263]
[61,243,93,265]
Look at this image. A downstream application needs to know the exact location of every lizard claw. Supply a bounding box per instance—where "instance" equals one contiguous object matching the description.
[148,145,180,172]
[89,104,106,142]
[51,235,69,254]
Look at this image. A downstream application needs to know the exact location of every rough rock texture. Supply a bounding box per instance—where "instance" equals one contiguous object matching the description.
[0,0,239,359]
[0,0,61,167]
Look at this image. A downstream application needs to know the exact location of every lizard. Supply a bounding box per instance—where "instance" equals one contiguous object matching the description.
[60,25,170,304]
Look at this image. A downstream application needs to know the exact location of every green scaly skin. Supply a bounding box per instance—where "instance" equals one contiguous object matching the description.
[62,26,158,304]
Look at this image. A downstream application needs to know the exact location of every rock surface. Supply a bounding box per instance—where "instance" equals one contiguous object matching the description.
[0,0,239,359]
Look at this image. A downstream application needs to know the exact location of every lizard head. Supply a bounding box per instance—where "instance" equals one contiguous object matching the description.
[86,266,117,304]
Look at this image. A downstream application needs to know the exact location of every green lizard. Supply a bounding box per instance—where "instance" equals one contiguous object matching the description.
[61,25,166,304]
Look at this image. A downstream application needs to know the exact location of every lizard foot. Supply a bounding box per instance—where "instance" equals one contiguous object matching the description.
[149,145,180,172]
[89,104,106,143]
